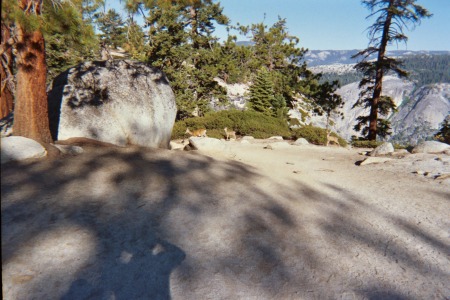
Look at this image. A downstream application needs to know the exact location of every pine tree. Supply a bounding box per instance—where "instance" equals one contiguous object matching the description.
[95,9,126,48]
[130,0,229,119]
[238,18,311,110]
[312,80,344,133]
[248,67,275,116]
[353,0,431,140]
[435,115,450,144]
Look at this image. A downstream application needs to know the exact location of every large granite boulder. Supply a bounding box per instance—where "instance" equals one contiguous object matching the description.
[412,141,450,154]
[48,60,176,149]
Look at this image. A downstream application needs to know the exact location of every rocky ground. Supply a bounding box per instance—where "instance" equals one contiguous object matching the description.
[2,139,449,299]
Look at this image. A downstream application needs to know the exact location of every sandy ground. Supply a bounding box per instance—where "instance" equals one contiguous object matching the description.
[2,140,449,299]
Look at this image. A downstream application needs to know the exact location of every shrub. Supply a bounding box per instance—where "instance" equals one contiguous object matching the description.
[171,110,291,139]
[351,140,383,148]
[291,125,347,146]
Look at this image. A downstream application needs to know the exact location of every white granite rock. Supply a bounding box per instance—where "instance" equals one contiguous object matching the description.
[1,136,47,163]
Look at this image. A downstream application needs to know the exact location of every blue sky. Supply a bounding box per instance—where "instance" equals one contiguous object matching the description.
[108,0,450,51]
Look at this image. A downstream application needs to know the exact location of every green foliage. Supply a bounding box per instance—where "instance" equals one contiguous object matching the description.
[291,125,347,146]
[171,110,291,139]
[402,54,450,86]
[248,67,275,115]
[434,115,450,144]
[311,80,344,131]
[95,9,126,48]
[353,0,431,140]
[351,139,383,148]
[138,1,229,119]
[319,54,450,87]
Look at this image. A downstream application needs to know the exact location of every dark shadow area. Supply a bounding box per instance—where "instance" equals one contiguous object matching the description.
[2,146,449,299]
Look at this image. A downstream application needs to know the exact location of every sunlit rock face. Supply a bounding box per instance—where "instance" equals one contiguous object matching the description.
[48,60,177,149]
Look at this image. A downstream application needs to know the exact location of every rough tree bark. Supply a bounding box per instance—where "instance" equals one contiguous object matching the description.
[12,0,52,142]
[368,0,394,141]
[13,23,52,142]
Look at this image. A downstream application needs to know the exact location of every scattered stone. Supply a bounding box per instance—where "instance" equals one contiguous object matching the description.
[48,60,176,149]
[358,151,370,156]
[263,144,273,150]
[1,136,47,163]
[293,170,301,174]
[412,141,450,154]
[435,173,450,180]
[414,170,426,175]
[369,142,394,156]
[286,162,294,165]
[293,138,309,146]
[241,136,255,140]
[267,141,290,149]
[358,157,393,166]
[240,140,250,144]
[52,144,84,155]
[268,136,284,140]
[188,137,229,153]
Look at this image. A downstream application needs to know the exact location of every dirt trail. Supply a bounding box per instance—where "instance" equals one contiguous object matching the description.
[2,142,449,299]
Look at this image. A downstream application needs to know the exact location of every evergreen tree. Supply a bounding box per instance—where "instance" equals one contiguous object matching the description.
[123,19,148,61]
[435,115,450,144]
[129,0,229,119]
[238,18,312,109]
[248,67,275,116]
[95,9,126,48]
[312,80,344,133]
[353,0,431,140]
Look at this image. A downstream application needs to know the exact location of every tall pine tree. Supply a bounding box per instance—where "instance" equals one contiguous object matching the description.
[353,0,431,140]
[248,67,275,116]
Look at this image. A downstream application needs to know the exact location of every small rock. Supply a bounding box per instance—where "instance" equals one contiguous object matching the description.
[414,170,425,175]
[263,144,273,150]
[293,138,309,146]
[268,141,291,149]
[268,136,284,140]
[435,173,450,180]
[53,144,84,155]
[188,137,229,152]
[359,157,393,166]
[1,136,47,163]
[369,142,394,157]
[241,136,255,140]
[240,140,250,144]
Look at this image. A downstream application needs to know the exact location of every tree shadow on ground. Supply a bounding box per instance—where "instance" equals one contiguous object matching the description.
[2,146,449,299]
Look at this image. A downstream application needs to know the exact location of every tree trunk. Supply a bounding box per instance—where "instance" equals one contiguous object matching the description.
[1,23,14,118]
[13,25,52,143]
[369,0,394,141]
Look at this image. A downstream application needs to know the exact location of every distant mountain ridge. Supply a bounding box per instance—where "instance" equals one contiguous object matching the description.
[305,50,450,66]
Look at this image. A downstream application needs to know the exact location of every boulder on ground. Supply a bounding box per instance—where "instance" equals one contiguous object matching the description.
[359,157,393,166]
[370,142,394,156]
[188,137,230,153]
[48,60,176,149]
[264,142,290,150]
[293,138,309,146]
[1,136,47,163]
[412,141,450,154]
[268,136,284,140]
[241,136,255,140]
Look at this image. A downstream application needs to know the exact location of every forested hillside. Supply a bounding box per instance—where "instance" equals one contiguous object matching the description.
[317,54,450,86]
